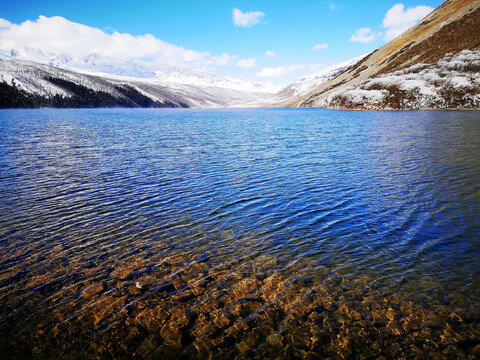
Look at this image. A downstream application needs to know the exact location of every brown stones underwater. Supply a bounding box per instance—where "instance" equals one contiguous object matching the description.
[0,245,479,360]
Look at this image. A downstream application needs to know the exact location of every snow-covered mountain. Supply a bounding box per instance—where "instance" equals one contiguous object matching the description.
[153,67,279,93]
[0,46,280,96]
[297,0,480,110]
[0,58,280,108]
[282,56,365,98]
[0,48,367,109]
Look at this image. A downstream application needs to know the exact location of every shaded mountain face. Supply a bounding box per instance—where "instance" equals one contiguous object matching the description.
[297,0,480,110]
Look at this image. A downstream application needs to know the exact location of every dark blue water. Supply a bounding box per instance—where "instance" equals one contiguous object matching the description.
[1,108,479,359]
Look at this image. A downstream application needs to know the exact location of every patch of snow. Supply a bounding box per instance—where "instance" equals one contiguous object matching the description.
[448,76,473,90]
[331,88,388,108]
[403,63,429,73]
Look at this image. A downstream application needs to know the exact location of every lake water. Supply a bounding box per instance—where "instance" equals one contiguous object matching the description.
[0,108,479,359]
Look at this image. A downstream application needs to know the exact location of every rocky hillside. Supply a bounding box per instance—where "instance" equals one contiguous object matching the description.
[296,0,480,110]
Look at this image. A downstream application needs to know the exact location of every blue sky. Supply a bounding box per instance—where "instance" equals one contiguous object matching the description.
[0,0,443,84]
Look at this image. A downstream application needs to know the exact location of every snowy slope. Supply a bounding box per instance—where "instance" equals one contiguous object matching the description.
[276,56,366,106]
[0,59,183,108]
[278,56,366,100]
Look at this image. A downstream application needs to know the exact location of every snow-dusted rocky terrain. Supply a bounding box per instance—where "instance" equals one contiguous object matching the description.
[321,50,480,110]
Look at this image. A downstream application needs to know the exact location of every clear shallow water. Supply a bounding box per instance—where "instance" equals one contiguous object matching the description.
[0,108,479,359]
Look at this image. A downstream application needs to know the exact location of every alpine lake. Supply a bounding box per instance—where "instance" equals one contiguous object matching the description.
[0,108,479,359]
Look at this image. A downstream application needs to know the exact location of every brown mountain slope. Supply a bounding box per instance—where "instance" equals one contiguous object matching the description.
[295,0,480,109]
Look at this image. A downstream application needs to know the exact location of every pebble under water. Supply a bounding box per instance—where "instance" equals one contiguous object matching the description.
[0,108,479,359]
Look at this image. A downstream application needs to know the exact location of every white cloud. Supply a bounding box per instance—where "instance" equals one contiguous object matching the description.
[0,18,11,29]
[313,43,328,51]
[265,50,276,57]
[232,8,265,27]
[349,28,380,43]
[348,4,433,45]
[0,16,256,70]
[255,64,303,78]
[0,16,206,64]
[383,4,434,40]
[324,2,337,10]
[212,53,238,66]
[236,57,256,68]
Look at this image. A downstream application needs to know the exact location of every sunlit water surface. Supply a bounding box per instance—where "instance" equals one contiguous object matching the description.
[0,108,479,359]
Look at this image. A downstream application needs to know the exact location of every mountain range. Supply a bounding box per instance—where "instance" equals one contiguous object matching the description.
[0,46,283,108]
[1,0,479,110]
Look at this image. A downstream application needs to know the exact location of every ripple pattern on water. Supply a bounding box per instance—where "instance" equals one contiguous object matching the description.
[0,108,480,358]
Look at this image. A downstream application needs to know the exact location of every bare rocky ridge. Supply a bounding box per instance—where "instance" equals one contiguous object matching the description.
[296,0,480,110]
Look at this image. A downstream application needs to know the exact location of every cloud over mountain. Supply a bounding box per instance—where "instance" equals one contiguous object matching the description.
[256,64,303,78]
[383,4,434,40]
[0,15,253,70]
[349,4,433,44]
[349,28,380,43]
